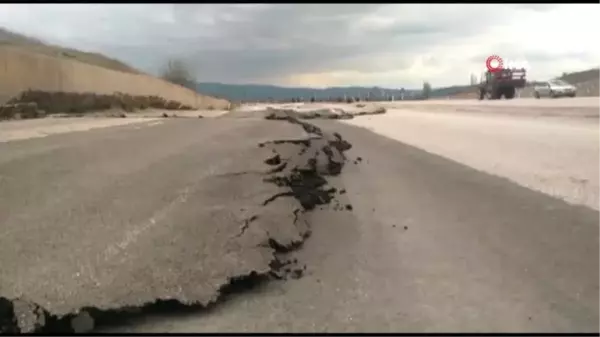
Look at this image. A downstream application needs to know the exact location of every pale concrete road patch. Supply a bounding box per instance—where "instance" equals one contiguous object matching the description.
[343,106,599,210]
[0,118,162,143]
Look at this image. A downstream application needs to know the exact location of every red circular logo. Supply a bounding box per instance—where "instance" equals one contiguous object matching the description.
[486,55,504,72]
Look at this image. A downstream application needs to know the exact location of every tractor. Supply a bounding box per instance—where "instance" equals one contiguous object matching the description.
[478,68,527,100]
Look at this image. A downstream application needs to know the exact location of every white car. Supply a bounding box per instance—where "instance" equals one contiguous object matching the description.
[533,79,576,98]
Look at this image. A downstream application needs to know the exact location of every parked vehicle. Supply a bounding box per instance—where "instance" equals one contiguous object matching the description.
[533,80,577,98]
[478,68,527,100]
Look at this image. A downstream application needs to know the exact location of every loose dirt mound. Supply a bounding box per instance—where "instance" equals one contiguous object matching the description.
[0,116,353,333]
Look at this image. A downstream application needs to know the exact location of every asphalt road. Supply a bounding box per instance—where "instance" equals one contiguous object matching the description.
[0,117,322,316]
[0,102,598,333]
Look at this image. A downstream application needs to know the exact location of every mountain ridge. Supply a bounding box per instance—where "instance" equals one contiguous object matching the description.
[194,81,477,102]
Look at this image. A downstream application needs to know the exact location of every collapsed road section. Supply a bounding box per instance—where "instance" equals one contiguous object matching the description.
[0,113,353,333]
[263,106,387,120]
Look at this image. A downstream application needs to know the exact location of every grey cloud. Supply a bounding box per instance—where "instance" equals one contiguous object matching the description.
[523,51,600,66]
[0,4,594,87]
[469,48,598,66]
[146,4,502,82]
[509,4,560,12]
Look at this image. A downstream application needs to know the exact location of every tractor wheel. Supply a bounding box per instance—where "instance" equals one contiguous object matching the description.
[504,87,516,99]
[490,89,501,100]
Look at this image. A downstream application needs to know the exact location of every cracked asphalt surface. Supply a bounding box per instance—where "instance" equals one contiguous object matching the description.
[0,109,598,333]
[1,115,351,331]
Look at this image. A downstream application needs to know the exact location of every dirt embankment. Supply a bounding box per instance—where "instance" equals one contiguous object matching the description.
[0,46,230,112]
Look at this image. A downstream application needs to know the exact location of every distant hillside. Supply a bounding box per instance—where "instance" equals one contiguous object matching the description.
[429,85,476,98]
[195,81,481,102]
[558,68,599,84]
[0,27,142,74]
[196,67,599,102]
[195,82,415,102]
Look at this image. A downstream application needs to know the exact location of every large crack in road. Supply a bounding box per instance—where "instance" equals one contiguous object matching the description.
[0,112,353,333]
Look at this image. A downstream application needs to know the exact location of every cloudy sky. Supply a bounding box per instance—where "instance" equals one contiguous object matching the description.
[0,4,598,89]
